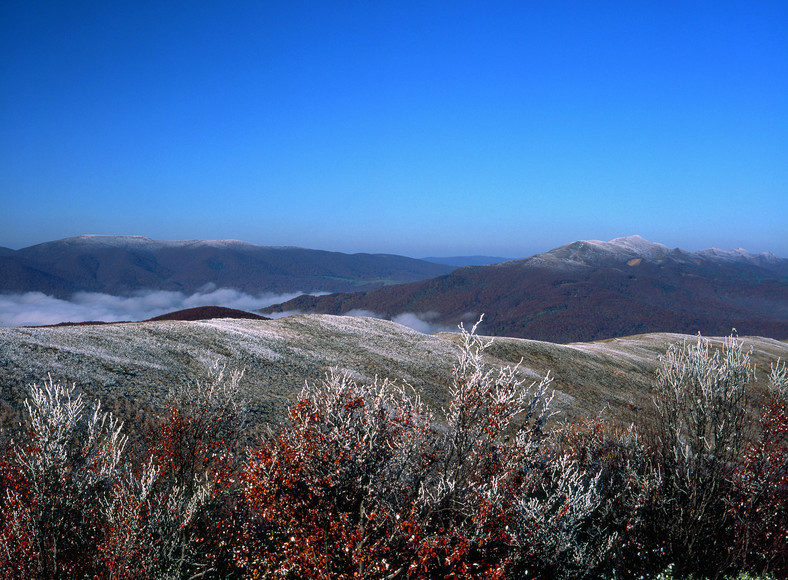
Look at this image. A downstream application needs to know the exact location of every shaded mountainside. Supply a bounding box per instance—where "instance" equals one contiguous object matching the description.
[0,235,454,297]
[1,314,785,438]
[262,236,788,343]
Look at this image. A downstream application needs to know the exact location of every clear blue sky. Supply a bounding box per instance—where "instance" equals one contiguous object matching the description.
[2,1,786,257]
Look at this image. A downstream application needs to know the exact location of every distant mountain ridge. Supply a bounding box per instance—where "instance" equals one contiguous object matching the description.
[420,256,515,267]
[261,236,788,343]
[0,235,454,298]
[530,236,786,272]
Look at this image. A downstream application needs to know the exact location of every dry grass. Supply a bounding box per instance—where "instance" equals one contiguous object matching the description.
[2,315,786,440]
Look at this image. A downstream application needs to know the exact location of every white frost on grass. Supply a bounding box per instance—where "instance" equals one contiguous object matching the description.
[345,309,381,319]
[263,310,303,319]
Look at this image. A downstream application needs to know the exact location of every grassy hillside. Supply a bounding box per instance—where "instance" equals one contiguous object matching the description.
[2,314,787,578]
[2,314,785,436]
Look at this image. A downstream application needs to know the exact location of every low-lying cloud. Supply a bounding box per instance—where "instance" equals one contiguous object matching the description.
[345,309,458,335]
[0,291,477,335]
[0,289,308,327]
[391,312,456,334]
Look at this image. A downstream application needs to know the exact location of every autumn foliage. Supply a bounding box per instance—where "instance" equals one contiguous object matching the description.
[730,360,788,577]
[240,322,556,578]
[1,326,786,579]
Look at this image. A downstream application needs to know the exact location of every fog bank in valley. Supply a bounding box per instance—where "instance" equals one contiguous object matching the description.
[0,288,307,327]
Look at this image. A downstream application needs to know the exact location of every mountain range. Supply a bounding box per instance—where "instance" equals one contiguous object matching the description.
[261,236,788,342]
[2,234,786,343]
[0,235,453,297]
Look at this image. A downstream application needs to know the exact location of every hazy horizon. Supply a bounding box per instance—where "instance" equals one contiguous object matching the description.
[2,232,786,261]
[2,2,786,257]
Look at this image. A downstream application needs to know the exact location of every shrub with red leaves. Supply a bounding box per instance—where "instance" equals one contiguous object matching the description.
[731,360,788,577]
[0,377,126,578]
[240,320,556,578]
[0,363,247,580]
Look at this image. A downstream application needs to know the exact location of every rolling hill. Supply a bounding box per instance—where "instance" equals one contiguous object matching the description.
[261,236,788,343]
[1,314,785,438]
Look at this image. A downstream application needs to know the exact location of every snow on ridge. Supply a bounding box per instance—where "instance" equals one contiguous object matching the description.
[533,235,674,266]
[696,247,753,260]
[64,235,257,249]
[531,235,786,269]
[53,236,307,252]
[586,235,672,259]
[695,247,781,264]
[562,236,784,265]
[600,236,784,264]
[607,235,669,252]
[65,235,158,248]
[180,239,257,249]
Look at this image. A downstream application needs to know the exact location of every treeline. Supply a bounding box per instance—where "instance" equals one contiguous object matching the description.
[0,323,786,579]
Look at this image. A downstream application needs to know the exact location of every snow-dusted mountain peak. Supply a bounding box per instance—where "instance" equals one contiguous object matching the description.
[528,235,787,272]
[536,235,674,266]
[586,235,671,258]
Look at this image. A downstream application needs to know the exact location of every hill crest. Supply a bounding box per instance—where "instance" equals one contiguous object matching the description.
[2,314,785,432]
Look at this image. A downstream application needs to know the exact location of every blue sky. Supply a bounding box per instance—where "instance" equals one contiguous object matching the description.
[2,1,786,258]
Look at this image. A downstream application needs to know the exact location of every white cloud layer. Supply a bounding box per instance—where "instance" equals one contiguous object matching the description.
[0,289,307,327]
[345,309,457,335]
[0,291,471,335]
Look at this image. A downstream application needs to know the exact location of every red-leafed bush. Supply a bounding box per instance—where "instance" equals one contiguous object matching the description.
[730,360,788,577]
[0,363,247,579]
[3,328,786,579]
[107,362,247,579]
[0,377,126,579]
[240,319,557,578]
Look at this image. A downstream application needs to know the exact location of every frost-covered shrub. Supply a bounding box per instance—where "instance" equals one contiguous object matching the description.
[241,318,557,578]
[420,317,555,534]
[0,364,246,579]
[0,377,126,578]
[549,419,662,578]
[513,453,611,578]
[644,333,755,577]
[4,329,785,578]
[241,369,433,577]
[136,360,247,579]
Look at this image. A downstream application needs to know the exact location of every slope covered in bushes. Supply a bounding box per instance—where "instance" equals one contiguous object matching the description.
[1,324,786,578]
